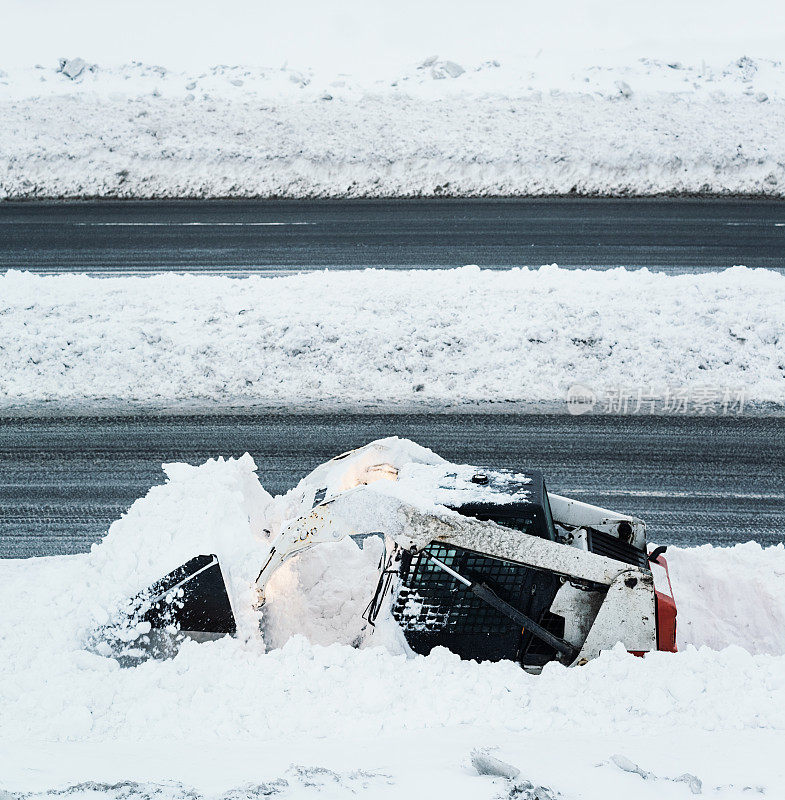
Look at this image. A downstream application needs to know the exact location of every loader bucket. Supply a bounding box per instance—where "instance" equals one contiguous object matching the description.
[136,553,236,635]
[94,554,236,663]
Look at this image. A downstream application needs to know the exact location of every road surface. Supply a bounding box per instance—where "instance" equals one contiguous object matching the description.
[1,198,783,274]
[1,413,782,558]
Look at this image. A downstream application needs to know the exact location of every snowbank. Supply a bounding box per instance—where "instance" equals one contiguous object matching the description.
[2,453,784,796]
[1,0,784,198]
[668,542,785,654]
[2,58,783,198]
[2,266,783,411]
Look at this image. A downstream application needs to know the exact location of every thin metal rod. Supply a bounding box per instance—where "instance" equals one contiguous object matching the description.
[425,553,472,586]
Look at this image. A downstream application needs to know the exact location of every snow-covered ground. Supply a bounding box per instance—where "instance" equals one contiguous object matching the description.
[1,0,784,197]
[1,452,784,799]
[2,265,784,412]
[3,3,784,794]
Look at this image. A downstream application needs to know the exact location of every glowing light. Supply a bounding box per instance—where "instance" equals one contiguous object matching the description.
[339,462,399,491]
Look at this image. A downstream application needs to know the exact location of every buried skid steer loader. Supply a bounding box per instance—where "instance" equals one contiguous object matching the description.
[101,441,677,669]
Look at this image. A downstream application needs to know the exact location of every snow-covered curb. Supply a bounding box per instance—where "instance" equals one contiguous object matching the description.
[2,265,784,412]
[1,56,784,198]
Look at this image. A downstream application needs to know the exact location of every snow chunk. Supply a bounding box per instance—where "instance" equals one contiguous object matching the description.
[431,60,465,80]
[58,57,87,80]
[471,750,521,780]
[615,79,633,98]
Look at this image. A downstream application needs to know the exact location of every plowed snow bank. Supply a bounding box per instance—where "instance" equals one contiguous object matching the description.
[669,542,785,654]
[2,266,784,411]
[2,47,785,197]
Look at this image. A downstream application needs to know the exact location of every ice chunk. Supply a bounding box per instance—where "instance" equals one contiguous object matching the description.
[441,61,465,78]
[612,755,703,794]
[58,57,87,80]
[431,60,465,79]
[675,773,703,795]
[611,754,650,778]
[471,750,521,780]
[288,70,310,87]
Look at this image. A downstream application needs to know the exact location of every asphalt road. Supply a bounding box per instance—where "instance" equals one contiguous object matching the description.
[1,198,784,274]
[1,414,782,558]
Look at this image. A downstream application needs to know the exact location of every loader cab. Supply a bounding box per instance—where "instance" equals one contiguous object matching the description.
[392,469,566,668]
[447,469,557,542]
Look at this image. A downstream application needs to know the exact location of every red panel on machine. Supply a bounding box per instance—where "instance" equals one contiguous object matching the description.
[651,552,678,652]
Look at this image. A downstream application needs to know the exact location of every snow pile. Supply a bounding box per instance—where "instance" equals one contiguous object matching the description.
[669,542,785,654]
[2,265,783,411]
[2,451,785,795]
[274,437,446,513]
[262,537,384,650]
[1,0,784,198]
[90,454,273,638]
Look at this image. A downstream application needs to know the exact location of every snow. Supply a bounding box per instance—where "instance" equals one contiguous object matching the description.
[2,0,784,790]
[2,265,784,412]
[282,437,534,512]
[668,541,785,654]
[2,65,783,198]
[88,454,274,640]
[1,1,784,197]
[279,438,447,508]
[1,450,784,797]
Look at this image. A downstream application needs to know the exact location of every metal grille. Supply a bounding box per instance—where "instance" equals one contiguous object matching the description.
[392,542,562,664]
[587,529,649,570]
[395,543,537,635]
[524,611,566,658]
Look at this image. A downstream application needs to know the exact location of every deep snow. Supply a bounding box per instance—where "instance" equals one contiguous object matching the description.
[1,451,784,798]
[1,1,784,197]
[2,265,783,412]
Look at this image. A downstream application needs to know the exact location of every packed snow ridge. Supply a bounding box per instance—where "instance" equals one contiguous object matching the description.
[1,54,784,197]
[1,450,785,798]
[1,265,784,412]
